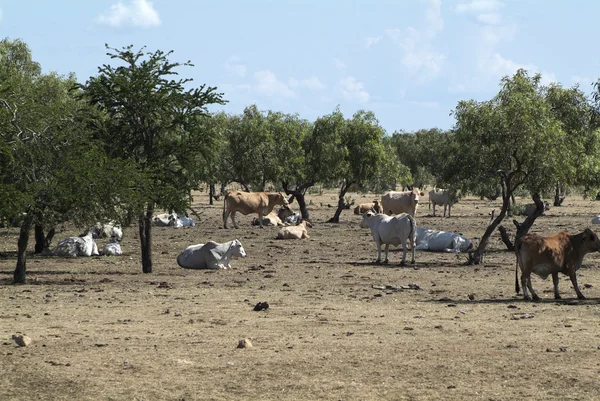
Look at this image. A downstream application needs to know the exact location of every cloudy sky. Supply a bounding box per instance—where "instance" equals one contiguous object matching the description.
[2,0,599,133]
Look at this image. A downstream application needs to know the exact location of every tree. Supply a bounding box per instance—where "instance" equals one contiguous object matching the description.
[327,110,395,223]
[0,38,132,283]
[81,45,226,273]
[449,69,570,264]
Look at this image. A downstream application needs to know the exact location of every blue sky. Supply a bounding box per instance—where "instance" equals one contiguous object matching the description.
[2,0,599,133]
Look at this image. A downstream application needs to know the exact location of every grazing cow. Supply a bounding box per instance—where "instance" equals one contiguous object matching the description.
[223,191,288,228]
[414,226,472,253]
[360,212,416,265]
[428,189,457,217]
[354,200,383,215]
[177,239,247,270]
[380,190,423,217]
[102,236,122,256]
[50,231,99,257]
[276,220,312,240]
[521,202,551,218]
[91,222,123,241]
[515,228,600,301]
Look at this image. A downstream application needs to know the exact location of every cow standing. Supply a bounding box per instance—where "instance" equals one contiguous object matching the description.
[380,190,422,217]
[360,212,416,266]
[223,191,288,229]
[515,228,600,301]
[428,189,457,217]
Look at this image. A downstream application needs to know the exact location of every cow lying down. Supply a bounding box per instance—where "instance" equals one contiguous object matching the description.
[49,231,99,257]
[276,220,312,240]
[177,239,246,270]
[153,213,195,228]
[102,236,122,256]
[415,226,472,253]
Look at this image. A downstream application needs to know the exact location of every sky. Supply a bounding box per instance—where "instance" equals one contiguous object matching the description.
[1,0,599,134]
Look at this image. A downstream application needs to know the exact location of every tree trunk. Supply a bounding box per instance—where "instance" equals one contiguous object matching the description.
[327,182,352,223]
[553,182,565,206]
[209,184,215,205]
[282,182,313,221]
[469,192,510,265]
[34,224,45,254]
[139,204,154,274]
[497,193,545,251]
[45,227,55,249]
[14,216,33,283]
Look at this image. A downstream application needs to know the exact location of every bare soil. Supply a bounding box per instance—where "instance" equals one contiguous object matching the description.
[2,191,600,400]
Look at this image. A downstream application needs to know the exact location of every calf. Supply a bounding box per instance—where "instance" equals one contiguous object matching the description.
[354,200,383,215]
[515,228,600,301]
[360,212,416,265]
[276,220,312,240]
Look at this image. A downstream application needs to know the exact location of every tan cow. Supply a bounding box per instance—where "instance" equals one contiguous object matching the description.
[380,190,423,217]
[223,191,288,228]
[276,220,312,239]
[515,228,600,301]
[353,199,383,215]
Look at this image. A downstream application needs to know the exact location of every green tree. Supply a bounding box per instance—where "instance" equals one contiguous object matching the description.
[0,38,132,283]
[327,110,393,223]
[80,45,226,273]
[450,69,570,264]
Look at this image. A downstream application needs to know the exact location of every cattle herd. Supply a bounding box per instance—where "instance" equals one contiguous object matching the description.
[46,187,600,302]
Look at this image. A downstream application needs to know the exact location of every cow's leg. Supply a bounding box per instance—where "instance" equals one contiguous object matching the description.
[223,210,231,229]
[231,212,240,229]
[432,203,436,217]
[400,244,406,266]
[552,272,561,299]
[568,270,585,299]
[383,244,390,264]
[409,238,415,264]
[375,242,382,264]
[448,205,451,218]
[525,275,539,301]
[521,273,531,300]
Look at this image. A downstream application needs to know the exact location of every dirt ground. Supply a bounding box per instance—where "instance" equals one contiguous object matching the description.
[2,190,600,400]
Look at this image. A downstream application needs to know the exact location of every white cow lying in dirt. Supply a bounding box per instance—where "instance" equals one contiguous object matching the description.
[50,231,99,257]
[360,212,416,265]
[414,226,472,253]
[276,220,312,239]
[176,239,246,269]
[153,213,195,228]
[102,236,122,256]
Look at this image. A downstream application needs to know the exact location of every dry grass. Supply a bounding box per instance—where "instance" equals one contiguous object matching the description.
[2,191,600,400]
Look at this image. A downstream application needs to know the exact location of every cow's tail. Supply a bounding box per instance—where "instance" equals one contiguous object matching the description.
[222,192,230,225]
[514,239,521,295]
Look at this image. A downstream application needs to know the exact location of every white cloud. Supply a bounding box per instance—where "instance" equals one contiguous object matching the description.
[364,36,383,49]
[334,58,347,72]
[339,76,370,103]
[289,75,325,90]
[477,13,502,25]
[0,8,3,24]
[224,56,247,77]
[254,70,295,99]
[97,0,160,28]
[454,0,504,15]
[383,0,445,83]
[408,100,440,108]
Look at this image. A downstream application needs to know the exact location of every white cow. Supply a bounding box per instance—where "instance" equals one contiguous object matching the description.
[153,213,195,228]
[414,226,472,253]
[380,190,422,217]
[360,212,416,265]
[428,189,457,217]
[51,231,99,257]
[91,222,123,241]
[102,236,123,256]
[176,239,246,270]
[522,202,551,217]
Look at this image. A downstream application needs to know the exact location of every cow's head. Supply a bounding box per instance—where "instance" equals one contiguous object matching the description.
[580,229,600,253]
[232,239,247,258]
[411,191,420,204]
[360,211,376,229]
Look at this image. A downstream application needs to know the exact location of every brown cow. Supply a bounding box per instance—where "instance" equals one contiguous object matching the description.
[276,220,312,240]
[223,191,288,228]
[515,228,600,301]
[353,200,383,215]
